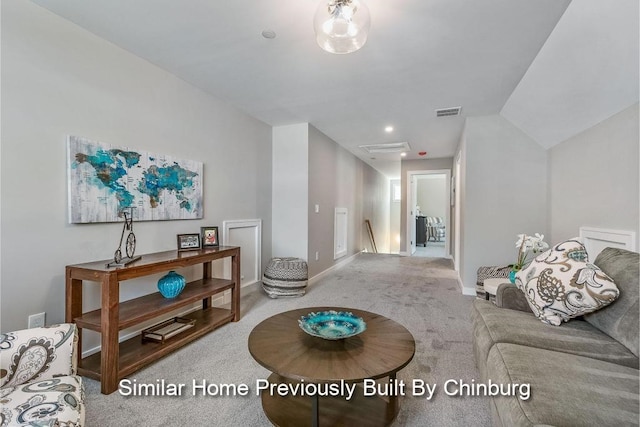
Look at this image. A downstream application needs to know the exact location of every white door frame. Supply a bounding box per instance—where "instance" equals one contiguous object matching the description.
[406,169,451,256]
[454,153,462,271]
[410,174,418,255]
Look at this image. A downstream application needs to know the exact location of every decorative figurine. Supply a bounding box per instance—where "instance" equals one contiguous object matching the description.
[107,207,142,267]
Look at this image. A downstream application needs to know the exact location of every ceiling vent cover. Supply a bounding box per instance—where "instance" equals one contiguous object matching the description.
[359,142,411,154]
[436,106,462,117]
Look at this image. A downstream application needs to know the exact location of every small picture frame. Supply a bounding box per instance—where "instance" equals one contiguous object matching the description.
[201,226,219,247]
[177,233,201,251]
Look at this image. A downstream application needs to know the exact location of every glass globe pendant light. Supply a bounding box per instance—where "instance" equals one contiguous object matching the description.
[314,0,371,54]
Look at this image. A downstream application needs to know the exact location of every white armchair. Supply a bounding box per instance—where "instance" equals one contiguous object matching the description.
[426,216,445,242]
[0,323,85,427]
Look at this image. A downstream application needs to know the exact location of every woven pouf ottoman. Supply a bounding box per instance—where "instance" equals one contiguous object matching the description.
[262,257,308,298]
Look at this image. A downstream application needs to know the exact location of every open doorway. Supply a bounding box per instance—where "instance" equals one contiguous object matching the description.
[406,170,451,258]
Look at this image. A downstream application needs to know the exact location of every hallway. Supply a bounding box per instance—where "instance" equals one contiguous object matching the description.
[413,241,446,258]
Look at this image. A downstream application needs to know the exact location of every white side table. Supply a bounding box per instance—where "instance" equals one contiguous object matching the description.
[484,278,512,300]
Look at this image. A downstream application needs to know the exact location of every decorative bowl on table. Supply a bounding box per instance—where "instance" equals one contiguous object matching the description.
[298,310,367,340]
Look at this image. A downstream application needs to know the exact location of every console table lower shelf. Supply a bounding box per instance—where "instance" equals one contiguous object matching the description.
[78,307,233,382]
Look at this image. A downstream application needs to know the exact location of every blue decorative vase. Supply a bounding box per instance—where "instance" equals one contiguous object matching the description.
[157,271,186,298]
[509,270,517,284]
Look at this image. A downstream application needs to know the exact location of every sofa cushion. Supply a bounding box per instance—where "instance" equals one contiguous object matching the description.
[487,343,639,427]
[472,299,639,381]
[515,239,619,326]
[0,375,85,427]
[586,247,640,358]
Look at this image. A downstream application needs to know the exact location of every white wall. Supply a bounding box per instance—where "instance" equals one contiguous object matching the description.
[1,1,272,332]
[362,164,391,254]
[307,125,390,277]
[459,115,547,294]
[272,124,309,260]
[417,175,447,218]
[453,140,465,273]
[549,103,639,248]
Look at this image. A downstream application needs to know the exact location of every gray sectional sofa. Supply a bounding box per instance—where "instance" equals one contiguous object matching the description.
[472,247,639,426]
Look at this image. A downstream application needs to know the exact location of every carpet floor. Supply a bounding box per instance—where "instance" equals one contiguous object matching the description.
[84,253,492,426]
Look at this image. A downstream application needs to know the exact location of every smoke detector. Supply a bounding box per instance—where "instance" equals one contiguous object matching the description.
[359,142,411,154]
[435,106,462,117]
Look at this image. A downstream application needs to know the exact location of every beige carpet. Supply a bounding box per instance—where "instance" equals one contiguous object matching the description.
[84,253,492,426]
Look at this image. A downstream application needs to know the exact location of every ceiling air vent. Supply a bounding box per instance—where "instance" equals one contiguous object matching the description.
[435,106,462,117]
[359,142,411,154]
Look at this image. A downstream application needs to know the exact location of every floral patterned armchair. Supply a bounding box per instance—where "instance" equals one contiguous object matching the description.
[0,324,85,427]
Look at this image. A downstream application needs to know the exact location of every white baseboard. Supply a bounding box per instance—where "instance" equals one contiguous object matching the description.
[309,252,360,285]
[457,275,476,296]
[242,280,261,294]
[399,251,452,258]
[462,287,476,296]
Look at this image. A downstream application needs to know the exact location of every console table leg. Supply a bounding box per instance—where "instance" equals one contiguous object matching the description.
[311,394,319,427]
[65,272,83,365]
[202,262,212,309]
[101,275,120,394]
[231,250,241,321]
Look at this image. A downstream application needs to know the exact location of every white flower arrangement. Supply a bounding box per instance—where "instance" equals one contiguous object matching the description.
[513,233,549,271]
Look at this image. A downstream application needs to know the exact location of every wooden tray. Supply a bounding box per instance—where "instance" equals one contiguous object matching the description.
[142,317,196,343]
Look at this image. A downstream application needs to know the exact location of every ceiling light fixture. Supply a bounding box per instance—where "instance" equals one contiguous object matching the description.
[385,126,394,133]
[314,0,371,54]
[401,152,407,157]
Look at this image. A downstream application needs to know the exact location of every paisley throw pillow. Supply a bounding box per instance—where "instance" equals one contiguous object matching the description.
[515,238,619,326]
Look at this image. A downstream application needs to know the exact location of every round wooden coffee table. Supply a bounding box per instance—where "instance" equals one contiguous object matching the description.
[248,307,415,427]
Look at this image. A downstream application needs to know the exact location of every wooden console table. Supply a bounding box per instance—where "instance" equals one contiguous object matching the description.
[65,246,240,394]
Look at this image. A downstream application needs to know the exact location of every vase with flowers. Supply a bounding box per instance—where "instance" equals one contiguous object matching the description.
[510,233,550,283]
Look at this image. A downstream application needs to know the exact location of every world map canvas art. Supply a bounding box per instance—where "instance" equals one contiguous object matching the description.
[67,135,203,223]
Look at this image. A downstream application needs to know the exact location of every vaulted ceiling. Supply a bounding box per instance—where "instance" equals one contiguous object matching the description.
[31,0,638,178]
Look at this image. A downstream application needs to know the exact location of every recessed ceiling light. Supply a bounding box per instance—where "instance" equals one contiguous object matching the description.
[261,30,276,39]
[385,126,394,133]
[400,152,407,157]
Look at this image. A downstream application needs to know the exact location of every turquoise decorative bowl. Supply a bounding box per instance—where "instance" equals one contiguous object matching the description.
[298,310,366,340]
[157,271,186,298]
